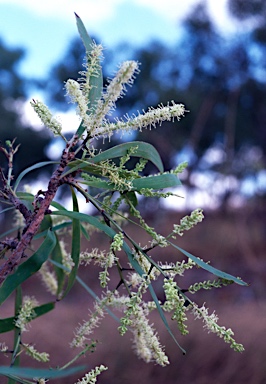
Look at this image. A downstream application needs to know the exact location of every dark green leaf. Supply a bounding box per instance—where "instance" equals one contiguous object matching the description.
[147,282,186,354]
[75,13,103,137]
[75,13,94,55]
[0,230,56,305]
[51,235,66,296]
[80,178,112,190]
[11,286,22,374]
[66,141,164,176]
[92,141,163,172]
[17,193,68,213]
[76,172,181,193]
[40,214,53,232]
[62,188,81,298]
[0,365,86,379]
[14,161,58,192]
[168,242,248,286]
[132,173,181,190]
[51,210,115,238]
[0,302,55,333]
[124,191,138,207]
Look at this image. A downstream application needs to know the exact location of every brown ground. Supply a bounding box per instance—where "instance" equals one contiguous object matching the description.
[0,206,265,383]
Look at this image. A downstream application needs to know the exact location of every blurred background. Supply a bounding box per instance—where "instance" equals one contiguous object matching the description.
[0,0,266,383]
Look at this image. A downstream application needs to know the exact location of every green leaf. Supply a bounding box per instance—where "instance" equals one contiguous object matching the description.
[75,172,181,193]
[123,191,138,207]
[13,161,58,192]
[75,13,94,56]
[76,275,120,323]
[51,210,115,238]
[132,173,181,190]
[0,302,55,333]
[168,242,248,286]
[6,375,31,384]
[66,141,164,176]
[75,13,103,137]
[92,141,164,172]
[17,193,68,212]
[16,192,34,201]
[79,177,112,190]
[62,188,81,298]
[33,222,72,240]
[147,282,186,354]
[11,286,22,374]
[0,230,56,305]
[39,214,53,233]
[0,365,86,379]
[51,234,66,296]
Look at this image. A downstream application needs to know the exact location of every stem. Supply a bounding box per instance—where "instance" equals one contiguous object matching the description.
[116,259,132,296]
[5,375,34,384]
[70,182,167,277]
[59,342,97,370]
[8,286,22,384]
[0,135,79,284]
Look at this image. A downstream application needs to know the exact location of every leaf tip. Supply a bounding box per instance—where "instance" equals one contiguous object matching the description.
[74,12,80,18]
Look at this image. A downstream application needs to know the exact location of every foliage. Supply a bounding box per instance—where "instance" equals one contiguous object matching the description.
[0,14,247,384]
[0,40,51,179]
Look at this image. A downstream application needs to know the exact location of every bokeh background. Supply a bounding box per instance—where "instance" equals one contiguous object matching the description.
[0,0,266,383]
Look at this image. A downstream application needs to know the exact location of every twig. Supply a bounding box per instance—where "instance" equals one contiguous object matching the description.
[0,135,79,285]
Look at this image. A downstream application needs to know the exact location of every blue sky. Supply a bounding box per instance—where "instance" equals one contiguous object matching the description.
[1,0,258,209]
[0,0,232,79]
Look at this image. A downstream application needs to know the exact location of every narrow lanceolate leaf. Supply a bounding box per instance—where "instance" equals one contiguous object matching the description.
[90,142,164,172]
[51,234,65,296]
[132,173,181,190]
[124,191,138,207]
[62,188,81,298]
[147,283,186,355]
[75,13,94,55]
[52,210,115,238]
[64,141,164,178]
[0,230,56,305]
[77,173,181,192]
[168,242,248,286]
[75,13,103,137]
[14,161,58,192]
[79,178,113,190]
[17,192,69,213]
[0,302,55,333]
[0,365,87,379]
[12,286,22,372]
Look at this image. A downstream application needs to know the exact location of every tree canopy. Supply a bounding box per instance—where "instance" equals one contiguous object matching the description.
[0,39,50,178]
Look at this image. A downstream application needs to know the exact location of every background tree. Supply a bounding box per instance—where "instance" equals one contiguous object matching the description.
[0,39,50,178]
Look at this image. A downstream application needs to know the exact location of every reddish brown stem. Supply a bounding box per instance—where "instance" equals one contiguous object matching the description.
[0,136,78,285]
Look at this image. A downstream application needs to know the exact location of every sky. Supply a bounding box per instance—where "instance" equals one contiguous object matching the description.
[0,0,245,210]
[0,0,233,79]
